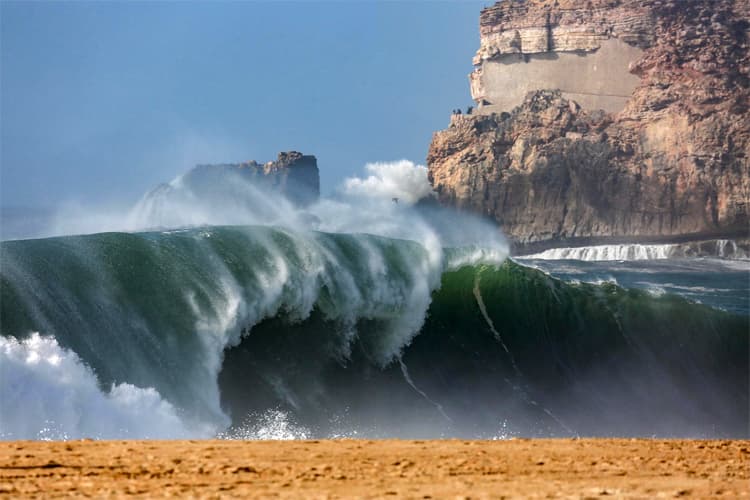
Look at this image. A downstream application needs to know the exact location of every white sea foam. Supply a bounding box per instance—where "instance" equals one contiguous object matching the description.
[217,409,310,440]
[341,160,434,204]
[643,285,667,297]
[522,241,749,261]
[45,159,507,257]
[715,239,748,259]
[523,244,676,261]
[590,276,619,286]
[634,282,733,294]
[0,334,205,440]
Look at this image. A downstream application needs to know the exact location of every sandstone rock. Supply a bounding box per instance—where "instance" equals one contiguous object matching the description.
[428,0,749,253]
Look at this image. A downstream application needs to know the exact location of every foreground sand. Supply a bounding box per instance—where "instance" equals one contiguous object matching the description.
[2,439,748,498]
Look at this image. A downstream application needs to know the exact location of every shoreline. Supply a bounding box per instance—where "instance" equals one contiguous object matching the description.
[3,438,748,498]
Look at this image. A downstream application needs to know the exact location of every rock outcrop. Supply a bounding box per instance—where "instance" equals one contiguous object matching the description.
[428,0,749,252]
[131,152,319,230]
[191,151,320,206]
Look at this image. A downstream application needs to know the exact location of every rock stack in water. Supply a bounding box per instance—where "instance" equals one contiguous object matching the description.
[427,0,749,253]
[192,151,320,206]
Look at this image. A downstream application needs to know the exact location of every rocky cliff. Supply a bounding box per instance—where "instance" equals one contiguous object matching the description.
[428,0,749,252]
[191,151,320,206]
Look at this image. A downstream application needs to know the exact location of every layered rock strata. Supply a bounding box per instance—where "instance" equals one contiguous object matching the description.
[471,0,654,113]
[428,0,750,252]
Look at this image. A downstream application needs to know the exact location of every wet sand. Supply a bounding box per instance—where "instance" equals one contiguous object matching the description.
[2,439,748,498]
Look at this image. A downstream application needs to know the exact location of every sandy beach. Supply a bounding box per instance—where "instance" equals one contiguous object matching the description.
[2,439,748,498]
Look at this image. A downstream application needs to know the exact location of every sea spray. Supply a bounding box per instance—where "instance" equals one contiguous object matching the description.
[0,334,198,440]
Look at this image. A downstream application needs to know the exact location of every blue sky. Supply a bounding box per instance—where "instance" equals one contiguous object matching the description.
[1,1,485,208]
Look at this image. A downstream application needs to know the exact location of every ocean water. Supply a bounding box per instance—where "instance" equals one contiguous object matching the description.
[1,166,747,440]
[1,226,747,440]
[517,257,750,316]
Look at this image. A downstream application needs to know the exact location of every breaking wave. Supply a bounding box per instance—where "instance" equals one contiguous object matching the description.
[1,227,747,439]
[522,240,749,261]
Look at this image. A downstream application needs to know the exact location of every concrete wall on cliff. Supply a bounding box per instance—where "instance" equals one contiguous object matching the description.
[471,39,643,113]
[470,0,654,113]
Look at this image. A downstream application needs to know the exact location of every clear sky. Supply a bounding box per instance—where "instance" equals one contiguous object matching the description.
[1,1,486,208]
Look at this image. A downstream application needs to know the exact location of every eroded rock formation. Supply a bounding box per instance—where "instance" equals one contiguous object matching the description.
[428,0,749,252]
[191,151,320,206]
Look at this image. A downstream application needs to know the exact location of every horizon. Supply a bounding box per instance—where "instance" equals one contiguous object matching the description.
[1,1,486,210]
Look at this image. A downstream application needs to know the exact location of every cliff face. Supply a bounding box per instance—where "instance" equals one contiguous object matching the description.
[471,0,653,113]
[191,151,320,206]
[428,0,749,251]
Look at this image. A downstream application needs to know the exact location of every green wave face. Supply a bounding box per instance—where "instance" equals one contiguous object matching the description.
[1,227,747,438]
[1,226,443,433]
[221,261,748,438]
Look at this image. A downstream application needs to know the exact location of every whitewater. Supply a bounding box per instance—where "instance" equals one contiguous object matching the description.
[522,240,749,261]
[1,162,748,440]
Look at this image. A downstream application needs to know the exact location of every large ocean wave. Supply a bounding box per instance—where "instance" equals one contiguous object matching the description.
[1,226,747,439]
[1,161,747,439]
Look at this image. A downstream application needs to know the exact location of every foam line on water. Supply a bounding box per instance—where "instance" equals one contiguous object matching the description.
[473,273,521,377]
[398,358,453,424]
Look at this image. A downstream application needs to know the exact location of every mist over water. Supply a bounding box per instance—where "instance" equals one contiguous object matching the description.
[2,159,504,252]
